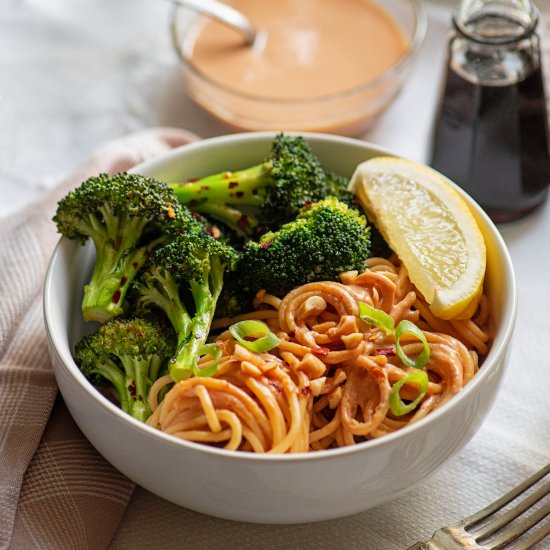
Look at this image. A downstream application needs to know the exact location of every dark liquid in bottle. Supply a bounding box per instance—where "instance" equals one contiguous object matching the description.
[431,66,550,222]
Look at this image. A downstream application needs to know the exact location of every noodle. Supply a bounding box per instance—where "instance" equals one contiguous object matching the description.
[147,257,492,453]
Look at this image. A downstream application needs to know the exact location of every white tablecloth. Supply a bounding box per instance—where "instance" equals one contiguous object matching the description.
[1,1,550,548]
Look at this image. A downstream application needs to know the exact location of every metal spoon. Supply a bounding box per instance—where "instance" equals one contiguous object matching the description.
[167,0,259,46]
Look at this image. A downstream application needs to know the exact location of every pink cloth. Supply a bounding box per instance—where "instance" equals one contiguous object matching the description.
[0,127,199,550]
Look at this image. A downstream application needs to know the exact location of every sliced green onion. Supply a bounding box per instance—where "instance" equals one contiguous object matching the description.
[358,302,394,333]
[389,369,429,416]
[193,343,221,378]
[394,320,430,370]
[229,320,279,353]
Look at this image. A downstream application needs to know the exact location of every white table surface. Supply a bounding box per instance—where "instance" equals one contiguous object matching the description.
[2,1,550,548]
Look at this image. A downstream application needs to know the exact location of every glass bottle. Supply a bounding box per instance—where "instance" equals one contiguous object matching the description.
[431,0,549,222]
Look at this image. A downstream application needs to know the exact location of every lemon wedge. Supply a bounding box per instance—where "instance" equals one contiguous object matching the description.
[349,157,486,320]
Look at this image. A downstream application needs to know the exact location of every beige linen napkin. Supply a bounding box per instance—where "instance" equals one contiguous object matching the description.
[0,127,199,550]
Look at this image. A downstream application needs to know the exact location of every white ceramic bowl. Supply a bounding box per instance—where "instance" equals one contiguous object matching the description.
[44,132,516,524]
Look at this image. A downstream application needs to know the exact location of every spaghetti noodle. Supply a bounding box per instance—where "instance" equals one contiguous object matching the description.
[147,256,492,453]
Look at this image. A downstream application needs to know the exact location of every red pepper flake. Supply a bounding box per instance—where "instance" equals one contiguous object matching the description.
[190,211,204,219]
[200,186,210,191]
[301,386,312,395]
[235,191,244,199]
[288,330,295,338]
[228,181,238,189]
[260,240,273,249]
[303,200,313,208]
[167,204,175,219]
[178,228,186,234]
[312,347,330,356]
[132,261,139,269]
[114,236,122,251]
[237,214,249,228]
[187,177,201,183]
[120,276,128,286]
[375,347,396,357]
[112,290,121,303]
[252,189,258,195]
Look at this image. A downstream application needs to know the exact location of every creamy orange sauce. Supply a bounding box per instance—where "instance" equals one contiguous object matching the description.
[185,0,408,100]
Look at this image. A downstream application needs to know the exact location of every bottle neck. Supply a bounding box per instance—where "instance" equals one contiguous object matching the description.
[450,0,540,86]
[453,0,538,45]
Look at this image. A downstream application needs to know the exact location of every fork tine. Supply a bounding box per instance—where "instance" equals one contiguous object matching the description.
[473,478,550,539]
[513,516,550,550]
[463,463,550,527]
[484,497,550,549]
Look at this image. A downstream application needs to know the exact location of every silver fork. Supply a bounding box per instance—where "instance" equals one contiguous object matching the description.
[407,463,550,549]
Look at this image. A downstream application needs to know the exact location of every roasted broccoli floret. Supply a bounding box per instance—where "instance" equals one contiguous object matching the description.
[74,316,175,422]
[53,172,199,323]
[132,232,238,381]
[168,134,330,236]
[226,197,371,298]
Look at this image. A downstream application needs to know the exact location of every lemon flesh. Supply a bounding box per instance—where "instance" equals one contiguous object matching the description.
[349,157,486,320]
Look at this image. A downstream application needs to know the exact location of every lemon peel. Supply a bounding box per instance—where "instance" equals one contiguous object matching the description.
[349,157,486,320]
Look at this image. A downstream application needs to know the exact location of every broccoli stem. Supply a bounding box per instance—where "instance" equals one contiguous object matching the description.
[192,201,260,236]
[83,245,147,322]
[119,356,161,422]
[93,360,131,414]
[81,213,156,322]
[171,164,267,209]
[170,279,215,382]
[208,256,226,303]
[138,270,192,343]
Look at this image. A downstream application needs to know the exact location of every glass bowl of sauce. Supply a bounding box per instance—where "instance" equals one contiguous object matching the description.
[170,0,427,136]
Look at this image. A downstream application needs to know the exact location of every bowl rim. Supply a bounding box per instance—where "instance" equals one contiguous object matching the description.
[169,0,428,104]
[44,131,517,464]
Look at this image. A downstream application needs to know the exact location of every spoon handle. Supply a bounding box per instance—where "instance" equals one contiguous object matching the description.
[170,0,257,45]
